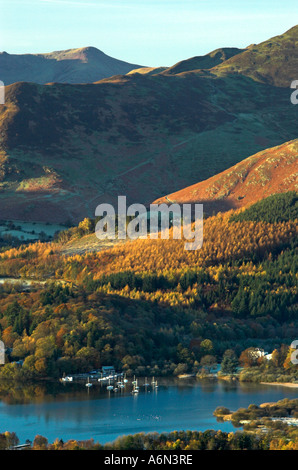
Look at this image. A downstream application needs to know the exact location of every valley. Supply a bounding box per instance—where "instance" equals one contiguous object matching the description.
[0,21,297,451]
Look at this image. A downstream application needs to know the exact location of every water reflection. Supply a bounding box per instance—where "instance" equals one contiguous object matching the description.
[0,376,295,405]
[0,377,296,445]
[0,376,292,399]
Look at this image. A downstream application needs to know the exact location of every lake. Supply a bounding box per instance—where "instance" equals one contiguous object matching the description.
[0,377,297,445]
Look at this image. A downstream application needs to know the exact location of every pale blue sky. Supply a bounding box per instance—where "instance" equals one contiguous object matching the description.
[1,0,298,66]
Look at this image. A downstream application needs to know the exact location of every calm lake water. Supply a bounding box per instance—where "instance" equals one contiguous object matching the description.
[0,378,297,445]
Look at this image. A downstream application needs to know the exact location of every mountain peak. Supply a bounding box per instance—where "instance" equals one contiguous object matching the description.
[40,46,107,63]
[0,48,143,85]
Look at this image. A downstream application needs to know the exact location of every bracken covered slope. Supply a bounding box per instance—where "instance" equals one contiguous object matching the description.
[154,140,298,215]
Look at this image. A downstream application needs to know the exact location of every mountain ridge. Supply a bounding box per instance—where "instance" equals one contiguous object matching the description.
[164,47,245,75]
[211,24,298,87]
[0,47,144,85]
[127,47,245,77]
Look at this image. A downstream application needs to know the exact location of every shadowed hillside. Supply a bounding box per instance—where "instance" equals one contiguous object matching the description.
[154,140,298,215]
[0,47,143,85]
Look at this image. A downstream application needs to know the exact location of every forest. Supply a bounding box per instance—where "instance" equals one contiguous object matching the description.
[0,192,296,379]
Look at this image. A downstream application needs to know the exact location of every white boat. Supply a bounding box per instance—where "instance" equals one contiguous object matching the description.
[131,379,139,394]
[62,375,73,382]
[85,377,92,387]
[106,379,114,390]
[144,377,149,387]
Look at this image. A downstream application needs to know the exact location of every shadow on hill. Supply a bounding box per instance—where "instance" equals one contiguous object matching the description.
[150,198,239,218]
[193,198,239,218]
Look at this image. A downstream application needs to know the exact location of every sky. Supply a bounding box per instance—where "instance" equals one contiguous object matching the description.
[1,0,298,67]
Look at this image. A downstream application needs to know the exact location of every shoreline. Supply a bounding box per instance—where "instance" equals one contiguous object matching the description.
[261,381,298,389]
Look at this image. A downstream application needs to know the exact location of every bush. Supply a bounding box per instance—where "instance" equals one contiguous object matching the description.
[214,406,231,416]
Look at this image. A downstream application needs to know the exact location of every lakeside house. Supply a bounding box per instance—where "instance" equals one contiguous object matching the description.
[61,365,118,383]
[254,348,272,361]
[101,366,116,377]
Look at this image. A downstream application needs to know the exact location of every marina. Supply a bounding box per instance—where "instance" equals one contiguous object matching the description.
[1,378,296,445]
[61,370,160,395]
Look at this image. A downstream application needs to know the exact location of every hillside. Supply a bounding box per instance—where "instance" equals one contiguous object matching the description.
[0,191,296,380]
[0,27,297,223]
[130,25,298,85]
[164,47,245,75]
[154,140,298,215]
[128,47,244,76]
[0,47,143,85]
[212,25,298,87]
[127,66,168,76]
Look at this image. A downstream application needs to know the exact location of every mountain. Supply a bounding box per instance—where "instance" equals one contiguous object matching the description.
[211,25,298,87]
[0,47,143,85]
[0,26,297,223]
[127,47,244,76]
[154,139,298,211]
[164,47,245,75]
[153,139,298,214]
[128,23,298,84]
